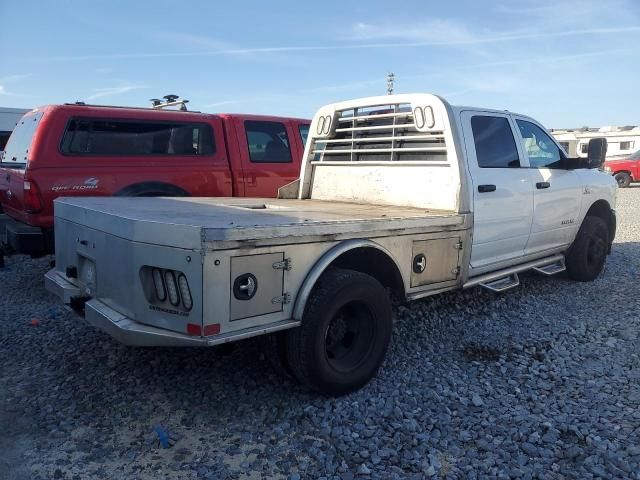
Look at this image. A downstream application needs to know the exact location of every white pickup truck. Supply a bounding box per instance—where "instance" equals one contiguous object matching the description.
[45,94,616,395]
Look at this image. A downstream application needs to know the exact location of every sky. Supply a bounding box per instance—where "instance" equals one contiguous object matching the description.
[0,0,639,128]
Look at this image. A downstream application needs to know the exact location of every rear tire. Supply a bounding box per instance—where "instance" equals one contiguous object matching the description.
[614,172,631,188]
[565,216,609,282]
[286,268,392,396]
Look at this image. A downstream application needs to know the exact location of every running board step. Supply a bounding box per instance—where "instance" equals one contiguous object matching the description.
[532,259,566,276]
[479,273,520,293]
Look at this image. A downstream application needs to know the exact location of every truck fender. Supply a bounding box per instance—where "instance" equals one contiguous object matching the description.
[115,182,190,197]
[292,239,403,321]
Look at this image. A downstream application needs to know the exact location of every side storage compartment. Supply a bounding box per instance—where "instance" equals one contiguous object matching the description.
[230,252,285,321]
[410,236,462,287]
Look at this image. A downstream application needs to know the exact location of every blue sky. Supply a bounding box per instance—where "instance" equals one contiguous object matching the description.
[0,0,638,127]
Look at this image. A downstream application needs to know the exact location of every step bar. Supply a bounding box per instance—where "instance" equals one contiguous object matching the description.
[464,254,565,292]
[532,258,566,276]
[479,273,520,292]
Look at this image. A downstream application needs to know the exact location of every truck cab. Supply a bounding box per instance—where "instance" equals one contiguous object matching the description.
[455,108,614,275]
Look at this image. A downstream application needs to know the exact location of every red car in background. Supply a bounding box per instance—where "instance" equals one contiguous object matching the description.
[0,103,310,261]
[604,149,640,188]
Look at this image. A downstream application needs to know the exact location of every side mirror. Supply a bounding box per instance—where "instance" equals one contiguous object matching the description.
[587,138,607,169]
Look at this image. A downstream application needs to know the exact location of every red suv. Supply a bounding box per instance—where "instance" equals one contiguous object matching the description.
[604,149,640,187]
[0,104,309,260]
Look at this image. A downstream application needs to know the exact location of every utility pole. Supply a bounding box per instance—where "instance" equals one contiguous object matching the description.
[386,72,395,95]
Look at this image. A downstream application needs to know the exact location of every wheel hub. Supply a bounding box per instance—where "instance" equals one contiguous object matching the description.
[324,302,375,373]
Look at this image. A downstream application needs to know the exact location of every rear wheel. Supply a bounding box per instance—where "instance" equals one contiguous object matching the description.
[614,172,631,188]
[286,268,392,396]
[565,216,609,282]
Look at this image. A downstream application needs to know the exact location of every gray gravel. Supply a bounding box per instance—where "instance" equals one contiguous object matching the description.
[2,186,640,479]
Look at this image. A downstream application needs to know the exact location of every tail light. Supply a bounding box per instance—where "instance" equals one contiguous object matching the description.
[177,274,193,310]
[24,180,43,213]
[164,270,180,306]
[143,266,194,311]
[151,268,166,301]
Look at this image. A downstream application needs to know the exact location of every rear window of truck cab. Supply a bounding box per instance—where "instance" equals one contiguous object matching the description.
[60,118,216,156]
[244,120,292,163]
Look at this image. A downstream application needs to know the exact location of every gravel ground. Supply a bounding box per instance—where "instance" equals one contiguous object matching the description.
[1,186,639,480]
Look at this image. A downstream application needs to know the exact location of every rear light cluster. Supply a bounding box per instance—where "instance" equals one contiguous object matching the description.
[24,180,43,213]
[151,268,193,310]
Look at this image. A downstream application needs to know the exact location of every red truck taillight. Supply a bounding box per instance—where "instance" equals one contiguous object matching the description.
[24,180,44,213]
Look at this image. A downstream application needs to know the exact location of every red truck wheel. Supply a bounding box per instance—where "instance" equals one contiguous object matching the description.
[614,172,631,188]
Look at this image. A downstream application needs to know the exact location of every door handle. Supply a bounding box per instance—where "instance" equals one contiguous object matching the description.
[536,182,550,189]
[477,184,496,193]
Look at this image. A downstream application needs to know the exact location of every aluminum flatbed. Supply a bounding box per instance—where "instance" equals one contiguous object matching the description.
[54,196,466,249]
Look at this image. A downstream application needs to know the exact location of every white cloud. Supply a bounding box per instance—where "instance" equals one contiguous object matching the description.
[347,21,640,47]
[351,19,478,44]
[86,84,148,100]
[0,74,31,83]
[0,85,7,96]
[158,33,236,51]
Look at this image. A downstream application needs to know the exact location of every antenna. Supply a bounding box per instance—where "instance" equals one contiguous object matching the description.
[386,72,395,95]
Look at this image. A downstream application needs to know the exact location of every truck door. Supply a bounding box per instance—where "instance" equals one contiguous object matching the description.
[461,111,535,269]
[512,117,582,254]
[235,117,301,198]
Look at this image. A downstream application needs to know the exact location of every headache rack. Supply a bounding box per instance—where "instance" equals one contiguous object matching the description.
[312,102,447,164]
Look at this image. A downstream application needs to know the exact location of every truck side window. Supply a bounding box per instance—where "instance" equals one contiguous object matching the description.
[299,124,310,146]
[60,119,215,156]
[516,120,563,168]
[0,132,11,151]
[471,116,520,168]
[244,121,292,163]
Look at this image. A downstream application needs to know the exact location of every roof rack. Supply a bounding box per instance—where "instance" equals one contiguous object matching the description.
[150,94,189,111]
[63,100,200,114]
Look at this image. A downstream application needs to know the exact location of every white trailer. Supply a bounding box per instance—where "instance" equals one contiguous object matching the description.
[46,94,616,395]
[552,126,640,161]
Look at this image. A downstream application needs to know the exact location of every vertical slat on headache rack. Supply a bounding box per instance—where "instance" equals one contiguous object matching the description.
[350,108,356,162]
[391,104,397,161]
